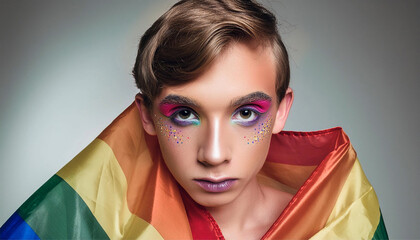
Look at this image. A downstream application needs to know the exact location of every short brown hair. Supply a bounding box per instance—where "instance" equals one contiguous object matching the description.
[132,0,290,109]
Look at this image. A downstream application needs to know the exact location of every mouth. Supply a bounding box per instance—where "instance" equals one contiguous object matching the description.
[194,178,237,193]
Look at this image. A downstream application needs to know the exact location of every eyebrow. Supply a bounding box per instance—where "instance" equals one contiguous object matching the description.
[159,94,200,108]
[230,91,272,107]
[158,91,271,108]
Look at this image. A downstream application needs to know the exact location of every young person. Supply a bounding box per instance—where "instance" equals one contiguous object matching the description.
[0,0,388,239]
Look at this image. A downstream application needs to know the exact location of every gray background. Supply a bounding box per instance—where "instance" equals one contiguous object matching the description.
[0,0,418,238]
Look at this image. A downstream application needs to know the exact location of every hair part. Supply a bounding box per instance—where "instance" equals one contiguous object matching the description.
[132,0,290,109]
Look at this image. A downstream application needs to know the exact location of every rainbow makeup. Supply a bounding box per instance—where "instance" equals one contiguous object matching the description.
[156,96,200,144]
[157,92,273,145]
[231,99,272,145]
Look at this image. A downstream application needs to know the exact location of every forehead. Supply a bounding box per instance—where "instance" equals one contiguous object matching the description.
[155,42,277,109]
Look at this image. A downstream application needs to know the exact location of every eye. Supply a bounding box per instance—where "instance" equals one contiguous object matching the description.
[176,109,195,120]
[232,107,260,126]
[170,108,200,126]
[239,109,253,119]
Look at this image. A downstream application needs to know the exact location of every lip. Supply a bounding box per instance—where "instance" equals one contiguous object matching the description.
[194,178,237,193]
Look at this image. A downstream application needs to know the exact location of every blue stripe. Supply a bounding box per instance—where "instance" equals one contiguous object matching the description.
[0,212,39,239]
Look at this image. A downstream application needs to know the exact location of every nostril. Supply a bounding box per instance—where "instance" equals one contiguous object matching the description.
[198,160,211,167]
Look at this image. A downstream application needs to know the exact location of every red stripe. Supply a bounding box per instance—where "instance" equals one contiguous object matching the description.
[180,188,225,240]
[267,127,347,166]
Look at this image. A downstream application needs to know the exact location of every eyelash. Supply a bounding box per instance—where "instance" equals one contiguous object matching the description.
[169,108,200,126]
[168,105,264,127]
[231,106,262,127]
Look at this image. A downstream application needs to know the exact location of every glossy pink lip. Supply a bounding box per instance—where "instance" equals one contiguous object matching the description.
[194,179,237,193]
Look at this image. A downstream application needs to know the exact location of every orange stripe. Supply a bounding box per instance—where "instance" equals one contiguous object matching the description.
[98,103,192,240]
[259,162,317,190]
[263,131,356,239]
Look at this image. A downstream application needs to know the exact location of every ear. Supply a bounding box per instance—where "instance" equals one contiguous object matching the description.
[135,94,157,136]
[272,88,294,134]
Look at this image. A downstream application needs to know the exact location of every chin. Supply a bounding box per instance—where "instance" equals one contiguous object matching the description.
[188,191,237,208]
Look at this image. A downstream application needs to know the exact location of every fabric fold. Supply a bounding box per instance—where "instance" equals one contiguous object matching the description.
[0,103,388,239]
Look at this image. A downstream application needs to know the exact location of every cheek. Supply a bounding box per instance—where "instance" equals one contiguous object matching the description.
[154,117,195,179]
[155,116,190,145]
[242,114,274,145]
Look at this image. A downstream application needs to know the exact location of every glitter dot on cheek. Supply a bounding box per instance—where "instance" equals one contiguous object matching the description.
[155,116,189,145]
[244,115,273,145]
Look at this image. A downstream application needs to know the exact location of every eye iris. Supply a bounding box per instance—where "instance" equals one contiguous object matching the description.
[240,109,251,119]
[179,110,191,119]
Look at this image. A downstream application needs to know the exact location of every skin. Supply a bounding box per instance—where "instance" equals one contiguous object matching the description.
[137,41,294,240]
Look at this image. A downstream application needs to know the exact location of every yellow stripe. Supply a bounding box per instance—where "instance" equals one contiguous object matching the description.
[57,139,163,240]
[310,158,381,239]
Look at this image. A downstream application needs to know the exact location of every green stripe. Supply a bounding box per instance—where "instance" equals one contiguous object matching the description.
[17,174,109,239]
[372,211,389,240]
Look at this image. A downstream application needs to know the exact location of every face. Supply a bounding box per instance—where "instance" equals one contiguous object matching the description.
[140,42,291,208]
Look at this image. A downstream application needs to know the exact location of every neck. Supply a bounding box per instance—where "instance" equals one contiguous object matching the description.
[205,178,267,233]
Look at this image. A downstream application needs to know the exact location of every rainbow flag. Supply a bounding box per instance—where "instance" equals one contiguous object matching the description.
[0,103,388,239]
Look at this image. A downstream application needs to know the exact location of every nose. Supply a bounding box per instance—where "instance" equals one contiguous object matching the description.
[197,118,231,166]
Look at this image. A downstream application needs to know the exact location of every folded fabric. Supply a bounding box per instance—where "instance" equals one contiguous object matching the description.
[0,103,388,239]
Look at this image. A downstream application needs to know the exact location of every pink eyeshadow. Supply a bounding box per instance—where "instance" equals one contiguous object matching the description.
[249,100,271,113]
[159,103,182,117]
